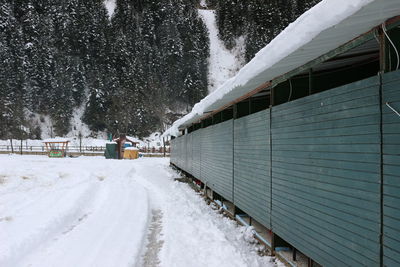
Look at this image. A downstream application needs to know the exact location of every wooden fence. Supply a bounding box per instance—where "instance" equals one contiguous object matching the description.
[0,145,170,157]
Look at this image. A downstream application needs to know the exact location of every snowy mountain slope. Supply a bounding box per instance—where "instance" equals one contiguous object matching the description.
[104,0,116,18]
[198,9,245,93]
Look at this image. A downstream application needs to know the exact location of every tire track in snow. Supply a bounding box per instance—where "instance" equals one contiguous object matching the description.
[142,209,164,267]
[1,178,103,267]
[16,163,150,267]
[130,163,167,267]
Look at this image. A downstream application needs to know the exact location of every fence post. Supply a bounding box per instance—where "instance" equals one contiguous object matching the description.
[10,139,14,154]
[163,137,166,157]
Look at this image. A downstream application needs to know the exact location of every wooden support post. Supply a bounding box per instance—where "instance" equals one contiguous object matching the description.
[271,232,276,253]
[163,137,166,157]
[10,139,14,154]
[249,98,252,114]
[309,68,313,95]
[308,257,314,267]
[233,104,238,119]
[271,232,287,256]
[249,216,252,226]
[378,28,387,73]
[293,247,297,261]
[270,85,275,107]
[79,132,82,153]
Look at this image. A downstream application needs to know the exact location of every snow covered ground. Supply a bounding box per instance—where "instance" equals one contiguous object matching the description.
[0,155,280,267]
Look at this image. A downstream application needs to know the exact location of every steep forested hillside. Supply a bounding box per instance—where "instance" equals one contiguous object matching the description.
[0,0,320,139]
[0,0,208,138]
[208,0,321,61]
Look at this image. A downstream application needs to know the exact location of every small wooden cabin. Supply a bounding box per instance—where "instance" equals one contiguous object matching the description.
[166,1,400,266]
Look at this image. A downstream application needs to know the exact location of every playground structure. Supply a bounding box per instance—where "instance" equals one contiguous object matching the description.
[43,139,69,158]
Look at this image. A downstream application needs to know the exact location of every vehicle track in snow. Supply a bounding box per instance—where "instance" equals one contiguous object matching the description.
[142,209,164,267]
[1,172,104,266]
[0,158,149,267]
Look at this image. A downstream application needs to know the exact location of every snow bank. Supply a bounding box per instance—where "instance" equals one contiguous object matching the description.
[159,181,279,267]
[163,0,375,137]
[130,159,280,267]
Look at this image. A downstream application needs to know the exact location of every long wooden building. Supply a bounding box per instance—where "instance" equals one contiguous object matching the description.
[165,1,400,266]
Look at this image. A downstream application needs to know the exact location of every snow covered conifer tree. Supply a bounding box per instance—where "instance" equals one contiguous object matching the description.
[0,1,26,138]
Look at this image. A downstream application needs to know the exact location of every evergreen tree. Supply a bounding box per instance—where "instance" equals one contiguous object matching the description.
[214,0,321,61]
[1,0,319,139]
[0,1,26,138]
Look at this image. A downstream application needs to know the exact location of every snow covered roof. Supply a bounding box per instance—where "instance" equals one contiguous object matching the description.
[42,138,70,143]
[163,0,400,137]
[106,141,117,144]
[125,147,139,151]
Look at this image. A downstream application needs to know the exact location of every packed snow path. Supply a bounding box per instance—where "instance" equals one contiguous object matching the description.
[0,155,280,267]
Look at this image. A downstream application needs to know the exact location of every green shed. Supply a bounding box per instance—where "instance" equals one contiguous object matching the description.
[104,142,118,159]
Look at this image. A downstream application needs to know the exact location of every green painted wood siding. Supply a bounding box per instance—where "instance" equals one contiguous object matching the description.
[186,133,193,174]
[171,135,186,170]
[234,109,271,228]
[201,120,234,201]
[170,72,400,266]
[200,126,212,182]
[170,138,176,165]
[271,76,381,267]
[177,136,182,169]
[183,135,188,171]
[192,130,202,178]
[382,70,400,267]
